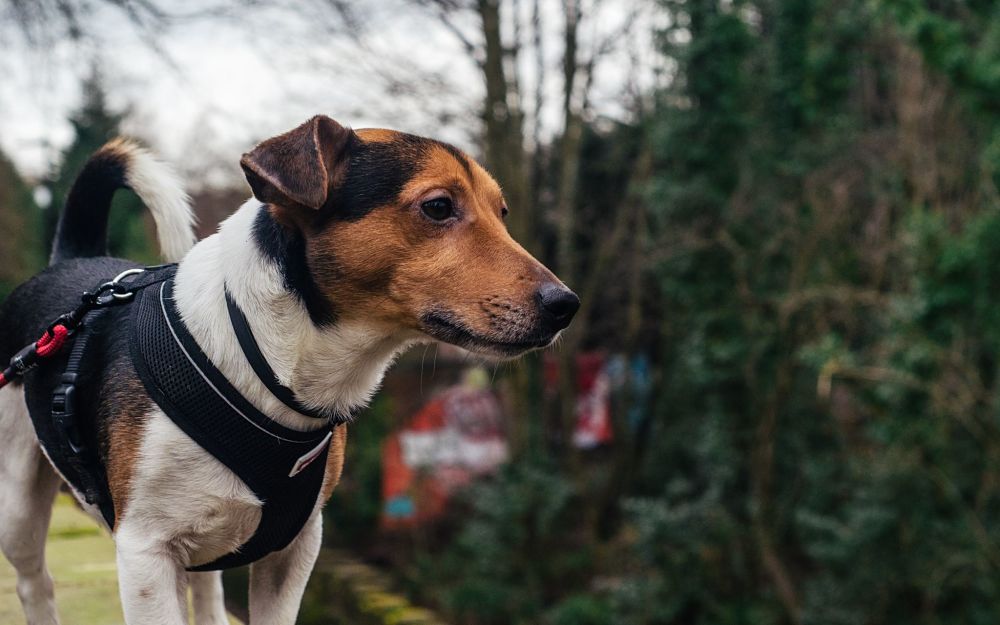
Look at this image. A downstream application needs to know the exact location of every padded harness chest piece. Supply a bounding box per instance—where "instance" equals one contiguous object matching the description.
[130,276,335,571]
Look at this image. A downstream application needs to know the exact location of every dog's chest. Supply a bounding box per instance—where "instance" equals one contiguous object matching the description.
[116,410,263,566]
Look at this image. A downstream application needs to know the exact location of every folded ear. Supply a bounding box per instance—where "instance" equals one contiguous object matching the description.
[240,115,356,210]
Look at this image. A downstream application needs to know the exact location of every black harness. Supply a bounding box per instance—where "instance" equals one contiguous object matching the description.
[17,266,344,571]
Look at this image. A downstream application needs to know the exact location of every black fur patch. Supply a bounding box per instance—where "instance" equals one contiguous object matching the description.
[437,141,474,179]
[320,133,471,224]
[51,151,128,263]
[323,133,428,223]
[252,208,337,325]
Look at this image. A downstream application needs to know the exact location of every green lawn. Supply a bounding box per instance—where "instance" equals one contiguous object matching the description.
[0,494,122,625]
[0,494,240,625]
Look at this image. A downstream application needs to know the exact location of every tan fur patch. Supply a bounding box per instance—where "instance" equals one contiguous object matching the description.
[102,375,152,523]
[321,425,348,503]
[96,137,137,160]
[355,128,403,143]
[307,139,557,342]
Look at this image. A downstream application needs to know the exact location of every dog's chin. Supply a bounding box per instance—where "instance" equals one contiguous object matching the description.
[420,312,555,361]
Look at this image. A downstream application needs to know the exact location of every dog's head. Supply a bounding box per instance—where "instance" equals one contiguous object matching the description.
[242,115,578,358]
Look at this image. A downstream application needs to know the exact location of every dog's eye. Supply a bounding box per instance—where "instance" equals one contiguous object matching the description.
[501,206,509,219]
[421,197,454,221]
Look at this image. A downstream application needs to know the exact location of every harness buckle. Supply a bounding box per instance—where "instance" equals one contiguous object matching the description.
[51,373,103,506]
[51,374,84,455]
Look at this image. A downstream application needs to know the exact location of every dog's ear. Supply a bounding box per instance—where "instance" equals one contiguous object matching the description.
[240,115,356,211]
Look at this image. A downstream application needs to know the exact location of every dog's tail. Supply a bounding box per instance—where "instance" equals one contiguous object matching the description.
[50,138,196,265]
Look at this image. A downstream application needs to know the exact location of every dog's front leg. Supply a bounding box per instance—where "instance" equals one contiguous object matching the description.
[248,510,323,624]
[190,570,229,625]
[115,526,189,625]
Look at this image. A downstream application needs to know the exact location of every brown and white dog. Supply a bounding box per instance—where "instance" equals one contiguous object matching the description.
[0,115,578,625]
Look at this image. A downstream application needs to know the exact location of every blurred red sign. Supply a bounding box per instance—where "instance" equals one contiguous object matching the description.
[382,371,507,528]
[545,352,614,449]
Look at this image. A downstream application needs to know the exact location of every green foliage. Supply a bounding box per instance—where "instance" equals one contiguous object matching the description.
[878,0,1000,190]
[652,0,751,221]
[543,595,613,625]
[0,151,43,297]
[409,460,590,625]
[614,0,1000,623]
[326,395,394,545]
[786,250,1000,624]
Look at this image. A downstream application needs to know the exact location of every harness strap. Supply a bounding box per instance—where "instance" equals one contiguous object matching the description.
[224,289,346,423]
[50,309,117,527]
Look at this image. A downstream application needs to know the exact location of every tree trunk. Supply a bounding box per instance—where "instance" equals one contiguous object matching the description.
[477,0,537,457]
[553,0,583,466]
[477,0,532,249]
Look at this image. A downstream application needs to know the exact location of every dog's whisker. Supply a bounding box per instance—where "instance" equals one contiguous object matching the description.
[420,343,430,397]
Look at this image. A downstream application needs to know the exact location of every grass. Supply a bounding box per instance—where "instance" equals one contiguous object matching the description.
[0,494,121,625]
[0,493,241,625]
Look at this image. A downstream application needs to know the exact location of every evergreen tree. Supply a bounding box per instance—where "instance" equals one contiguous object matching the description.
[620,1,1000,623]
[45,70,158,264]
[0,150,43,297]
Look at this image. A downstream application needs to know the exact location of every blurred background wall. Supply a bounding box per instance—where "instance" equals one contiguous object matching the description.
[4,1,1000,624]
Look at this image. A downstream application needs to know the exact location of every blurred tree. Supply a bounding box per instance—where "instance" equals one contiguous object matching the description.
[44,70,158,264]
[619,0,1000,624]
[3,0,247,49]
[879,0,1000,195]
[0,149,43,297]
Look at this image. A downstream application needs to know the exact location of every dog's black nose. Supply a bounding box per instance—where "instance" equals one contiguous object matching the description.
[538,283,580,330]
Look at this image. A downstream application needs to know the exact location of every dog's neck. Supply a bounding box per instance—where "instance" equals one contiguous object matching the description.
[172,200,412,431]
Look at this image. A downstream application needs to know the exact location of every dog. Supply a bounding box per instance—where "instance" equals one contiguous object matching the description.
[0,115,578,624]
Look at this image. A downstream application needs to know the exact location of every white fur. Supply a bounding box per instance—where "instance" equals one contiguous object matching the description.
[0,385,62,625]
[189,571,229,625]
[114,410,261,625]
[248,511,324,623]
[118,140,197,262]
[118,412,262,568]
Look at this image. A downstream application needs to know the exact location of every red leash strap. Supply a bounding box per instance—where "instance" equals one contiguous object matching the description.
[0,324,72,391]
[35,324,70,357]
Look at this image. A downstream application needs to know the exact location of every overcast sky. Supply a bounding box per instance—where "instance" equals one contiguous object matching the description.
[0,0,661,188]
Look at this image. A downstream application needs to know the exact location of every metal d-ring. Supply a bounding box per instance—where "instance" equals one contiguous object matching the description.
[94,268,147,305]
[109,268,147,298]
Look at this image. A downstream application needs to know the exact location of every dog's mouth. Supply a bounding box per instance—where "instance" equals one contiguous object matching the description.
[420,311,555,358]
